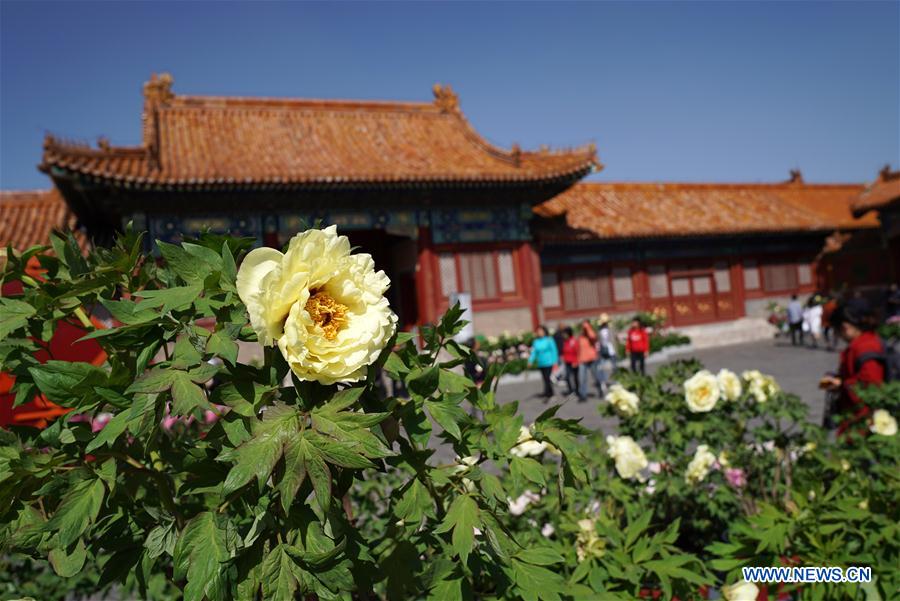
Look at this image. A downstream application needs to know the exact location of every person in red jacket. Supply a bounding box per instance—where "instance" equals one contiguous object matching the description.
[820,298,885,438]
[625,318,650,375]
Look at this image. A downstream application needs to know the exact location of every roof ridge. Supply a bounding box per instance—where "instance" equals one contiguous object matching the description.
[575,181,863,189]
[169,94,443,114]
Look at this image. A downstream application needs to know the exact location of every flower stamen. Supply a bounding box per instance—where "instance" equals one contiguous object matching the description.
[305,290,348,340]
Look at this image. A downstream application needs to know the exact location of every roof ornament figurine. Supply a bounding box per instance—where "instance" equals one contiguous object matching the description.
[788,169,804,184]
[432,83,460,113]
[510,143,522,166]
[143,72,174,106]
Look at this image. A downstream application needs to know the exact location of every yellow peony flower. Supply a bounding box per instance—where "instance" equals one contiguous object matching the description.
[870,409,898,436]
[684,370,720,413]
[236,226,397,385]
[716,369,742,401]
[722,580,759,601]
[685,444,716,484]
[575,518,606,562]
[605,435,648,480]
[604,384,640,417]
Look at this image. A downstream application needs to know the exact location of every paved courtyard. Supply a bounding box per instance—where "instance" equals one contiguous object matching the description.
[494,338,840,433]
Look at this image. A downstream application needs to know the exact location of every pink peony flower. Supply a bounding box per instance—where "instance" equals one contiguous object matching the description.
[91,413,113,433]
[725,468,747,488]
[161,416,179,431]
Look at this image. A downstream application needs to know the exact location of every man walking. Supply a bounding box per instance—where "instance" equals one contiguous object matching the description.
[625,317,649,376]
[787,294,804,346]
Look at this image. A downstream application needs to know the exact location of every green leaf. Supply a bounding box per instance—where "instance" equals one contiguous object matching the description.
[127,368,178,394]
[425,398,467,440]
[306,433,374,469]
[29,360,108,403]
[219,405,299,495]
[47,478,105,547]
[144,521,177,559]
[0,297,35,339]
[158,241,216,284]
[516,547,565,566]
[301,437,332,513]
[207,330,239,364]
[262,544,304,601]
[510,456,546,487]
[408,366,440,400]
[171,372,209,415]
[49,539,87,577]
[278,437,309,512]
[435,494,479,564]
[85,411,130,452]
[173,512,236,601]
[100,298,160,325]
[395,478,432,523]
[136,285,202,313]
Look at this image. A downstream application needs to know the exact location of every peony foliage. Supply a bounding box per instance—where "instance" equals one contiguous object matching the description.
[0,228,898,600]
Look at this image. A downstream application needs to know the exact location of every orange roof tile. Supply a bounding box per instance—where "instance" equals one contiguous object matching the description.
[41,74,599,189]
[534,181,874,242]
[852,167,900,217]
[0,189,89,252]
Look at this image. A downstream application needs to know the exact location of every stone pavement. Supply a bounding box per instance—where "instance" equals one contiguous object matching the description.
[494,338,840,433]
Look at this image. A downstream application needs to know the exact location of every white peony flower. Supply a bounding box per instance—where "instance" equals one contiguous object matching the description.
[685,445,717,485]
[722,580,759,601]
[508,490,541,516]
[451,455,479,475]
[716,369,742,401]
[604,384,640,417]
[236,225,397,384]
[684,370,720,413]
[541,523,555,537]
[717,450,730,467]
[510,425,548,458]
[742,369,779,403]
[606,435,648,480]
[870,409,898,436]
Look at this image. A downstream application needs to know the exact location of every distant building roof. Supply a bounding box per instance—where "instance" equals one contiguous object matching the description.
[0,189,88,252]
[534,177,875,242]
[852,166,900,217]
[41,73,599,190]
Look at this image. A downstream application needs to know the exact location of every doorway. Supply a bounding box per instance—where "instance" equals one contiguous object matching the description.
[344,229,419,330]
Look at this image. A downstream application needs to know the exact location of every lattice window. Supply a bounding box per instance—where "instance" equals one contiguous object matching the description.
[439,253,457,297]
[797,264,812,286]
[648,265,668,298]
[612,267,633,302]
[459,252,498,300]
[762,263,798,292]
[672,277,691,297]
[743,260,760,290]
[562,269,612,311]
[714,262,731,293]
[497,250,516,293]
[541,270,561,308]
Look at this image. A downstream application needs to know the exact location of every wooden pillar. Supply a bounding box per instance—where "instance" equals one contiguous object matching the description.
[415,227,437,326]
[518,241,542,329]
[731,260,746,318]
[633,262,650,312]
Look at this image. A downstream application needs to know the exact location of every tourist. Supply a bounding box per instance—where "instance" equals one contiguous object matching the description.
[787,294,804,346]
[561,327,579,396]
[596,313,617,392]
[463,338,487,386]
[552,322,568,385]
[805,295,823,348]
[625,317,649,375]
[820,298,885,437]
[528,325,559,399]
[576,320,599,401]
[822,294,839,350]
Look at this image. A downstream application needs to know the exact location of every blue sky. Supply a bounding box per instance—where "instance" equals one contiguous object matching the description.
[1,1,898,189]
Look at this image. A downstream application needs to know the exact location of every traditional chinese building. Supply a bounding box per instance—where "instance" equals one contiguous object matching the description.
[4,74,885,334]
[38,74,599,332]
[852,166,900,282]
[532,174,880,327]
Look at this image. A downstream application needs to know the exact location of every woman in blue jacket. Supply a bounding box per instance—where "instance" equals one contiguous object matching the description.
[529,325,559,398]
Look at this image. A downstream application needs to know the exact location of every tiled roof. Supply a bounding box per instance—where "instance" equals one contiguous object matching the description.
[0,189,89,252]
[534,180,875,242]
[852,167,900,217]
[41,74,599,189]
